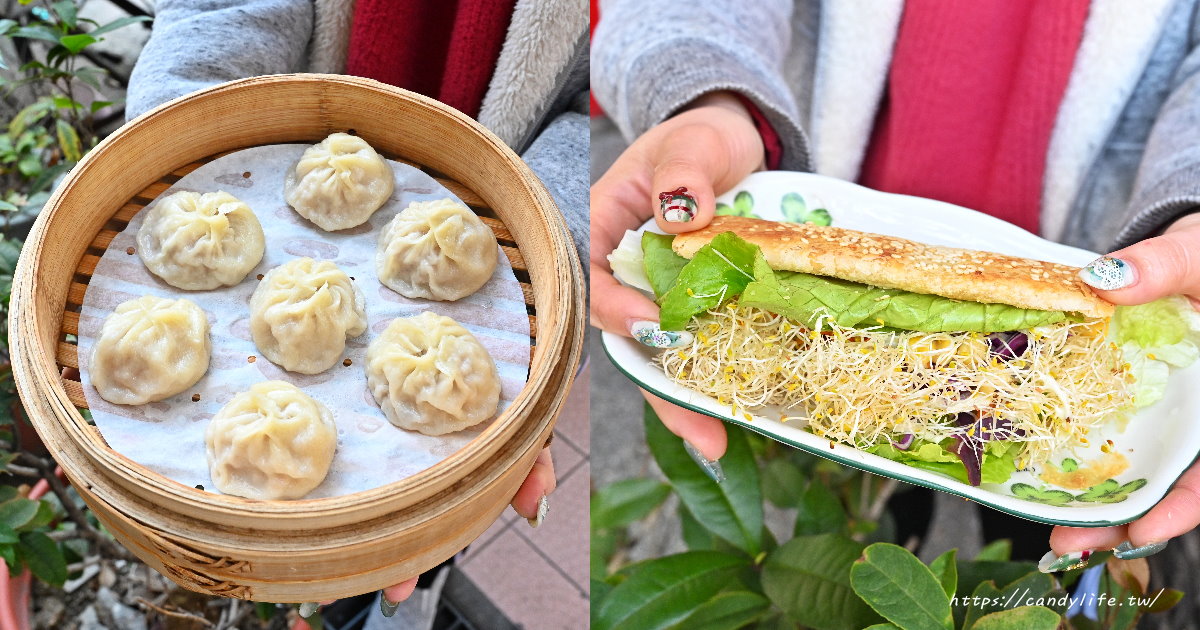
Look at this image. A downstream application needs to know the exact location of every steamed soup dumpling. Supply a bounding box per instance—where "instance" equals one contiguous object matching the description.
[90,296,211,405]
[284,132,395,231]
[377,198,498,301]
[205,380,337,500]
[136,190,266,290]
[250,257,367,374]
[366,312,501,435]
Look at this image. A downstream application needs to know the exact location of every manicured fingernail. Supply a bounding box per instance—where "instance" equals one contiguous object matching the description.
[684,440,726,483]
[1113,540,1167,559]
[659,187,697,222]
[298,602,319,618]
[1079,256,1135,290]
[379,591,399,617]
[631,321,693,348]
[1038,549,1093,573]
[527,494,549,528]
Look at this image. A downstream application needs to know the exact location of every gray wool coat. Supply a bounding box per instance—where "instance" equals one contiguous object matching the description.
[593,0,1200,253]
[126,0,590,276]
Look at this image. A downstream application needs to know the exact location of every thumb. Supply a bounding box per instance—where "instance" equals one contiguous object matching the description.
[649,125,723,233]
[1079,214,1200,305]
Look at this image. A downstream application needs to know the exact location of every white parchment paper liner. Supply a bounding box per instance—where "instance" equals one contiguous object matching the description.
[77,144,531,498]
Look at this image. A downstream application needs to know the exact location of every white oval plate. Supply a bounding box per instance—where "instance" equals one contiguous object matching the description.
[601,171,1200,526]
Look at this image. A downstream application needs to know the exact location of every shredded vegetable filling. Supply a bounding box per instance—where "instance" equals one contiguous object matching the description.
[658,305,1134,468]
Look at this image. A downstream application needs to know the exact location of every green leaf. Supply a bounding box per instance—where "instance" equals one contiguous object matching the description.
[90,100,114,114]
[87,15,152,37]
[52,1,78,28]
[16,532,66,586]
[761,534,881,630]
[595,551,748,630]
[0,498,39,530]
[974,540,1012,562]
[780,193,807,223]
[592,479,671,531]
[642,232,690,298]
[0,487,16,503]
[8,100,52,137]
[0,524,18,545]
[969,606,1060,630]
[645,404,763,555]
[850,543,953,630]
[0,240,22,272]
[1143,588,1183,613]
[591,578,614,609]
[761,458,806,508]
[863,626,902,630]
[0,201,17,214]
[18,500,55,533]
[679,504,717,551]
[0,545,18,573]
[954,562,1041,600]
[9,25,60,43]
[960,570,1059,628]
[590,528,617,578]
[55,119,81,162]
[656,232,760,330]
[57,33,96,54]
[671,591,770,630]
[928,549,957,598]
[793,480,848,537]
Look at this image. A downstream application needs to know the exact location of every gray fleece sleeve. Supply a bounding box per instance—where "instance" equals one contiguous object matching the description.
[521,111,590,285]
[1116,10,1200,248]
[126,0,313,120]
[591,0,812,170]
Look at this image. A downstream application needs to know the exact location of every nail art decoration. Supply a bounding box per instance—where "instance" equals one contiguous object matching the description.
[527,494,549,528]
[379,592,400,617]
[1079,256,1135,290]
[684,440,727,483]
[1038,549,1092,573]
[660,187,697,222]
[1113,540,1168,560]
[298,602,319,618]
[631,321,694,348]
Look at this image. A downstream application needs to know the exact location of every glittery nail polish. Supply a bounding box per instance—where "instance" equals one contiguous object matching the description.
[684,440,726,483]
[1079,256,1135,290]
[1113,540,1167,560]
[660,187,697,222]
[1038,549,1093,573]
[527,494,549,528]
[298,602,319,618]
[379,591,400,617]
[631,320,694,348]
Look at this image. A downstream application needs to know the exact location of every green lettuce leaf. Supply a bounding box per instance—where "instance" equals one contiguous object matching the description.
[868,439,1018,485]
[607,230,654,292]
[656,232,760,330]
[640,232,689,298]
[739,262,1067,333]
[1112,297,1200,407]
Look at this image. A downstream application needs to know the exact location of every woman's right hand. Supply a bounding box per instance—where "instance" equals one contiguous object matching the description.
[590,91,766,471]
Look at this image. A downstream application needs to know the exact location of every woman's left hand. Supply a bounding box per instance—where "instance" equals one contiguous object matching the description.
[1045,213,1200,569]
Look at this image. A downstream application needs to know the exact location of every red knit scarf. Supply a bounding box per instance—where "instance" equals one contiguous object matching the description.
[859,0,1090,233]
[346,0,516,118]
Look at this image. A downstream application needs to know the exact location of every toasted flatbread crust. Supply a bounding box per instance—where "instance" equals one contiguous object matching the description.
[672,216,1113,318]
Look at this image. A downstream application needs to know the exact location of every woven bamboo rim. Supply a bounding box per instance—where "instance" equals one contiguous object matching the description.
[8,75,584,601]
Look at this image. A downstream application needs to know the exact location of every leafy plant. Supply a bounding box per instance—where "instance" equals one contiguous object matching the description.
[590,404,1181,629]
[0,0,150,229]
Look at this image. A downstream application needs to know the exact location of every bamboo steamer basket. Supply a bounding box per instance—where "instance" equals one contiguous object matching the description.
[8,74,584,602]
